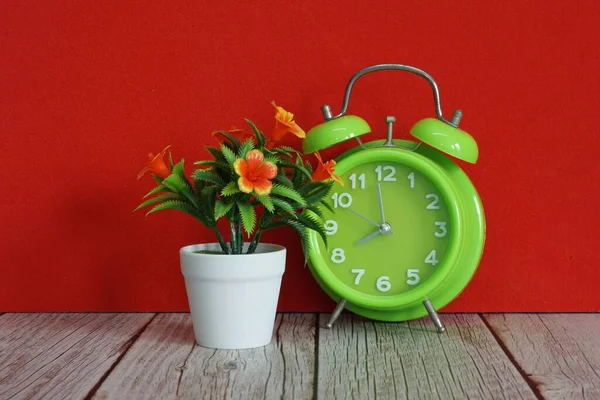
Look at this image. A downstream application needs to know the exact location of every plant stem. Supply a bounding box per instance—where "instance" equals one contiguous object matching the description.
[246,228,262,254]
[230,221,238,254]
[236,222,243,253]
[213,228,229,254]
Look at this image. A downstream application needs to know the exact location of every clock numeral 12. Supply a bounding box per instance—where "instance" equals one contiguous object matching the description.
[351,269,365,285]
[332,192,352,208]
[349,173,365,190]
[375,165,396,181]
[406,269,420,285]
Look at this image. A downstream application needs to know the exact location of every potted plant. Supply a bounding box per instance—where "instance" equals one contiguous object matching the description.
[135,102,340,349]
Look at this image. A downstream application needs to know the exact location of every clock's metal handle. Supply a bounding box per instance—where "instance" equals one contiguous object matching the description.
[322,63,461,127]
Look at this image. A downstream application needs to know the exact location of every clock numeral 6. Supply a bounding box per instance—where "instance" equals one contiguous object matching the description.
[426,193,440,209]
[331,192,352,208]
[376,276,391,292]
[406,269,420,286]
[331,248,345,264]
[351,269,365,285]
[434,222,447,238]
[425,250,439,266]
[324,220,338,236]
[375,165,396,181]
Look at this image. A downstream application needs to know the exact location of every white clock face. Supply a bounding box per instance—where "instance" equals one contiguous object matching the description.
[316,160,452,296]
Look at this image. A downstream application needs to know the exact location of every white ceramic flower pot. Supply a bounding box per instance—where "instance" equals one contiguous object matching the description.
[180,243,286,349]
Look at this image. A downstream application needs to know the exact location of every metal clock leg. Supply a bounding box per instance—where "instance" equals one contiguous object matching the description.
[326,298,347,328]
[423,298,446,333]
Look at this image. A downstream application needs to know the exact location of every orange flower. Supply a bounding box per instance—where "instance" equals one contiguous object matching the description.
[271,101,306,143]
[233,149,278,195]
[312,152,343,185]
[212,127,255,144]
[137,145,172,180]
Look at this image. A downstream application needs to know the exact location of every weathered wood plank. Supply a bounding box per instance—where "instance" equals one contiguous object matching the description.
[94,313,316,399]
[0,313,154,400]
[317,313,537,400]
[484,313,600,400]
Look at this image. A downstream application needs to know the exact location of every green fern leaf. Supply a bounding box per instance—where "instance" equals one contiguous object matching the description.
[237,138,254,159]
[272,198,296,217]
[161,174,198,207]
[214,200,234,220]
[146,200,203,220]
[297,213,328,248]
[278,159,312,180]
[193,160,229,170]
[264,218,312,257]
[213,131,241,151]
[143,185,169,199]
[152,175,164,185]
[273,174,294,188]
[245,119,267,148]
[303,182,334,206]
[192,169,225,186]
[221,181,241,196]
[271,184,307,207]
[320,199,335,213]
[135,193,181,212]
[221,143,237,166]
[255,195,274,212]
[205,146,226,162]
[307,205,325,220]
[237,201,256,236]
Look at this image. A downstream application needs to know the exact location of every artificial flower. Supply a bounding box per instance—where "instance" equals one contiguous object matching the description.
[312,152,343,185]
[233,149,278,195]
[212,127,255,144]
[137,145,172,180]
[271,101,306,143]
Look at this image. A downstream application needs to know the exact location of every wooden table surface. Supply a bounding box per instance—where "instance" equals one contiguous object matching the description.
[0,313,599,399]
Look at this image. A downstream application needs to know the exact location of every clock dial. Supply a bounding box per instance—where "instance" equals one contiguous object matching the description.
[317,160,451,296]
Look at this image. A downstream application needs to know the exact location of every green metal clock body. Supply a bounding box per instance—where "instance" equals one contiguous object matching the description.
[306,139,485,321]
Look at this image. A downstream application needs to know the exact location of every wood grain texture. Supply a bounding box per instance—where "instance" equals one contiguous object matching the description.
[317,313,537,400]
[484,313,600,400]
[94,313,316,399]
[0,313,154,400]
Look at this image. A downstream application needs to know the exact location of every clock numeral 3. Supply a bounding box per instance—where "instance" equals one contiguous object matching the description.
[376,276,391,292]
[349,173,366,190]
[406,269,420,285]
[426,194,440,209]
[331,248,345,264]
[351,269,365,285]
[375,165,396,181]
[434,222,447,238]
[332,192,352,208]
[324,220,338,236]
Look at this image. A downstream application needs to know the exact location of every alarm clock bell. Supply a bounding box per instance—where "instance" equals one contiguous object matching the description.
[303,64,479,164]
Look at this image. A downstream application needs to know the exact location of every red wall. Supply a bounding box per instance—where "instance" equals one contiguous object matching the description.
[2,1,599,312]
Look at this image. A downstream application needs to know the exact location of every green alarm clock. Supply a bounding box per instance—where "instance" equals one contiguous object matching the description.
[303,64,485,332]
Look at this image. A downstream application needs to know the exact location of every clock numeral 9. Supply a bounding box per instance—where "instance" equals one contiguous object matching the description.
[376,276,391,292]
[434,222,447,238]
[351,269,365,285]
[324,220,338,236]
[426,194,440,209]
[349,173,366,190]
[425,250,439,266]
[375,165,396,181]
[406,269,420,285]
[331,248,345,264]
[331,192,352,208]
